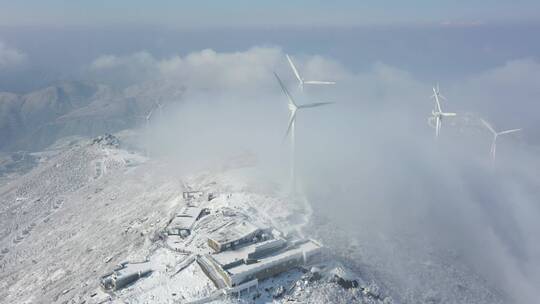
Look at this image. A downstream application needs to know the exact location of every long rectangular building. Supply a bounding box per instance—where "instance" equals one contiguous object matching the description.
[206,238,323,288]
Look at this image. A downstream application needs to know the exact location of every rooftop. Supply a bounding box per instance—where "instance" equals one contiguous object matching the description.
[176,206,203,219]
[168,206,204,231]
[227,240,321,276]
[208,220,265,245]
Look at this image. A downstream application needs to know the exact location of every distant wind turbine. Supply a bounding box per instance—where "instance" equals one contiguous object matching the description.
[286,54,335,92]
[480,118,521,161]
[137,106,155,129]
[429,84,456,138]
[274,72,334,191]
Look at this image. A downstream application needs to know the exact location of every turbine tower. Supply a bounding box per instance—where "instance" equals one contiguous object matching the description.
[480,118,521,161]
[144,107,155,129]
[286,54,336,92]
[429,84,456,138]
[274,72,333,192]
[154,99,163,117]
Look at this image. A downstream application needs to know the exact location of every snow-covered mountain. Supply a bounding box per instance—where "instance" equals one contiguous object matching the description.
[0,81,184,152]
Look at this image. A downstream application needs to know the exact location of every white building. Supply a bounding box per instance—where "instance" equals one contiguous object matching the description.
[167,206,205,237]
[207,221,271,253]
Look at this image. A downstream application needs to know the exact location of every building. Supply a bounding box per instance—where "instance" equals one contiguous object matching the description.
[207,221,271,253]
[182,191,203,200]
[100,262,152,291]
[203,235,323,293]
[167,206,206,237]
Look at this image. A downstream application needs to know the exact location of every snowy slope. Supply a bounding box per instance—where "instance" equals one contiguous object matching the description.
[0,136,184,303]
[0,135,394,304]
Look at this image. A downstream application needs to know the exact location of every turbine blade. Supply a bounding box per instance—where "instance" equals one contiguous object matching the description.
[286,54,302,83]
[498,128,521,135]
[480,118,496,134]
[146,108,154,120]
[434,94,442,113]
[439,93,448,101]
[298,102,334,109]
[303,81,336,85]
[274,72,297,108]
[283,111,296,142]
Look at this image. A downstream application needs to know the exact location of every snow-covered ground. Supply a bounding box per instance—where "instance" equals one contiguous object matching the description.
[0,136,182,303]
[0,135,387,304]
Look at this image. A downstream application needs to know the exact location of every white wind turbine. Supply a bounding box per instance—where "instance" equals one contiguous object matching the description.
[274,72,334,191]
[429,84,456,138]
[286,54,335,92]
[137,106,155,130]
[480,118,521,161]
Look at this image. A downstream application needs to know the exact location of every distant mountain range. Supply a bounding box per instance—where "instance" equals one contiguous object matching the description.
[0,81,183,151]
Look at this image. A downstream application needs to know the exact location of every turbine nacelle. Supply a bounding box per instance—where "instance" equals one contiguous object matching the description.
[429,83,456,138]
[286,54,336,92]
[274,72,334,140]
[288,103,298,112]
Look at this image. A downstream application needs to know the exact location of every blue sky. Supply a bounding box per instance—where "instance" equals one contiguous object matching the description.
[0,1,539,27]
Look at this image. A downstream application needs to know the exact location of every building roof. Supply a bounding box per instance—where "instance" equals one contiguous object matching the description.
[212,245,253,267]
[211,237,287,268]
[208,220,264,245]
[176,206,203,218]
[227,240,321,277]
[169,206,203,230]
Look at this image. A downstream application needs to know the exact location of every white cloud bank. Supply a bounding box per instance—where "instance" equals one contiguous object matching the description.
[88,47,289,96]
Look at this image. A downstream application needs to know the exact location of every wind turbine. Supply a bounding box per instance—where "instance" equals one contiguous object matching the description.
[480,118,521,161]
[286,54,336,92]
[137,106,155,130]
[429,84,456,138]
[274,72,333,192]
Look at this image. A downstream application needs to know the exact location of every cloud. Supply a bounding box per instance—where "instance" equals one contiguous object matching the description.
[450,58,540,142]
[0,41,26,69]
[89,52,160,87]
[87,47,286,95]
[440,20,485,27]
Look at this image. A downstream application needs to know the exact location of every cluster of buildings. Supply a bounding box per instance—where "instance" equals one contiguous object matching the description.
[100,190,324,298]
[174,191,325,296]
